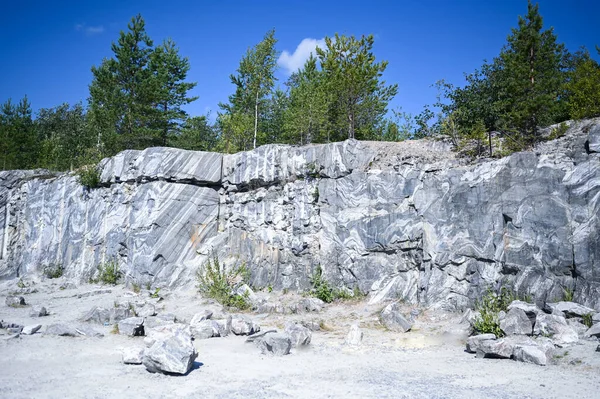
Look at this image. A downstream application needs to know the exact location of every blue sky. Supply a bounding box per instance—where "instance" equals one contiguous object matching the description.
[1,0,598,120]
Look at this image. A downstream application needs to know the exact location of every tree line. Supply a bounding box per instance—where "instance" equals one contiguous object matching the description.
[1,1,599,172]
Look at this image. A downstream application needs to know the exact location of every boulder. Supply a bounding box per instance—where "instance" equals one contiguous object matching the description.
[135,303,156,318]
[584,323,600,338]
[81,306,111,324]
[547,302,597,318]
[110,306,134,323]
[190,320,219,340]
[5,296,26,307]
[345,324,363,346]
[213,316,232,337]
[44,324,78,337]
[190,310,213,325]
[507,300,542,325]
[513,345,548,366]
[231,315,260,336]
[142,329,198,375]
[533,314,579,345]
[74,325,104,337]
[380,302,412,332]
[292,298,324,313]
[22,324,42,335]
[284,323,312,347]
[476,335,536,359]
[7,326,23,334]
[567,319,590,337]
[29,306,48,317]
[253,332,292,356]
[500,308,533,335]
[466,334,496,353]
[246,330,277,343]
[144,324,191,347]
[118,317,145,336]
[122,347,145,365]
[300,320,321,331]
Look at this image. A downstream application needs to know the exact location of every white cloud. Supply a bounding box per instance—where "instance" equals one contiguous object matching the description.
[278,38,325,75]
[75,23,105,36]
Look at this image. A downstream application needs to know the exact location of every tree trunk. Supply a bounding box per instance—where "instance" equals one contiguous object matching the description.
[253,92,259,149]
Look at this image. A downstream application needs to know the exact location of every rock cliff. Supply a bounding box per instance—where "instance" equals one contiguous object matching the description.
[1,118,599,310]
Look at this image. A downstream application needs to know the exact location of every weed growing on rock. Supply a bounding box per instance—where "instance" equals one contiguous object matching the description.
[309,265,364,303]
[131,283,141,293]
[110,324,119,334]
[197,253,250,310]
[17,279,25,289]
[150,288,161,299]
[561,286,575,302]
[582,313,593,328]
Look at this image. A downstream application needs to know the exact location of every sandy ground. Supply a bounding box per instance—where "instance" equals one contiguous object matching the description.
[1,280,600,399]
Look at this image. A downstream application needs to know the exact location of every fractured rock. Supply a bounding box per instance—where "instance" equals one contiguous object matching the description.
[44,324,78,337]
[118,317,145,336]
[190,320,219,340]
[75,325,104,337]
[513,345,548,366]
[500,308,533,335]
[22,324,42,335]
[533,314,579,346]
[231,315,260,336]
[380,302,412,332]
[292,298,324,313]
[466,334,496,353]
[345,324,363,346]
[144,324,192,348]
[284,323,312,347]
[142,329,197,375]
[547,302,597,318]
[476,335,536,359]
[29,306,48,317]
[5,296,26,307]
[123,347,145,364]
[135,303,156,317]
[254,332,292,356]
[584,323,600,338]
[81,306,111,324]
[213,316,232,337]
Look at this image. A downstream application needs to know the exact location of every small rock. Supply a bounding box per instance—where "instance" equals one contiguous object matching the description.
[75,325,104,337]
[345,324,363,346]
[466,334,496,353]
[22,325,42,335]
[213,316,232,337]
[29,306,48,317]
[142,329,197,375]
[284,323,312,347]
[118,317,145,336]
[44,324,78,337]
[157,313,177,323]
[123,347,145,364]
[246,330,278,343]
[231,315,260,336]
[254,332,292,356]
[7,326,23,334]
[190,310,213,325]
[500,308,533,335]
[380,302,412,332]
[300,320,321,331]
[5,296,26,307]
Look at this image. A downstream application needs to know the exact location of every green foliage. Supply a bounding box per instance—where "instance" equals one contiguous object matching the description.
[582,313,593,328]
[43,263,64,279]
[110,324,119,334]
[150,287,161,298]
[564,47,600,119]
[473,287,523,336]
[131,283,141,294]
[95,260,122,285]
[549,122,569,140]
[17,279,25,289]
[309,265,362,303]
[316,34,398,140]
[77,165,101,189]
[197,253,250,310]
[0,96,37,170]
[219,29,278,151]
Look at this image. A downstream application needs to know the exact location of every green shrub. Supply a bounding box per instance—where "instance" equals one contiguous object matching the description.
[43,263,64,279]
[561,286,575,302]
[582,313,593,328]
[95,260,121,285]
[78,165,101,189]
[150,288,161,298]
[309,265,363,303]
[549,122,569,140]
[197,253,250,310]
[473,286,521,336]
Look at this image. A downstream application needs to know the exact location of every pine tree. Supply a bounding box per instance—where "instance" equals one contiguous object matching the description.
[498,0,567,147]
[564,47,600,119]
[150,38,198,145]
[316,34,398,140]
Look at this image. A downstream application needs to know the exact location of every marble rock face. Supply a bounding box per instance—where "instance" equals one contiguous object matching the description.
[1,118,600,311]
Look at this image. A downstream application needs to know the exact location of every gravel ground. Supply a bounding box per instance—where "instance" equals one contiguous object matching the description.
[1,280,600,399]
